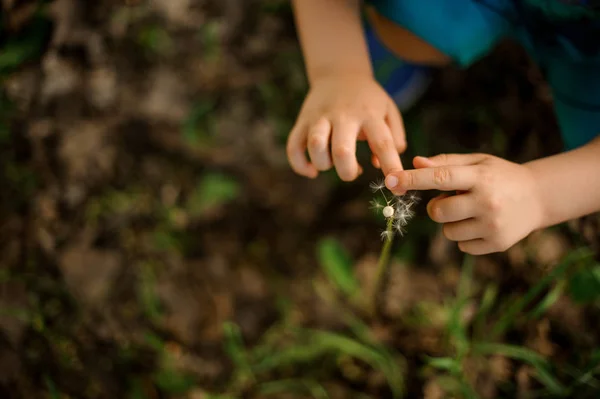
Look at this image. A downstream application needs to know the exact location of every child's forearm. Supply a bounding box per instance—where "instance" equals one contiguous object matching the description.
[526,135,600,229]
[291,0,373,84]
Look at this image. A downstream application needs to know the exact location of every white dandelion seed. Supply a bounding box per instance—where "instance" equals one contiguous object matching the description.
[395,211,408,224]
[370,179,386,193]
[370,199,383,211]
[394,201,409,215]
[380,230,393,241]
[408,191,420,204]
[393,220,406,235]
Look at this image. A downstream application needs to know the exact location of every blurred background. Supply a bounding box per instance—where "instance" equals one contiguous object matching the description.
[1,0,600,398]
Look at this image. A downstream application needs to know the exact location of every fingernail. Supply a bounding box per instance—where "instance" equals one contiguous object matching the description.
[385,175,398,189]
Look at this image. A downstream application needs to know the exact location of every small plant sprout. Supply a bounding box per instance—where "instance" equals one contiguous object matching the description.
[369,178,420,316]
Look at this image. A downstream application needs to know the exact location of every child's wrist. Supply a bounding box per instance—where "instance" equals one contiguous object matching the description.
[524,162,552,231]
[308,67,373,85]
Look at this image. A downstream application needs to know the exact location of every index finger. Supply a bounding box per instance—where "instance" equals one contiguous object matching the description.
[386,165,477,193]
[364,119,403,175]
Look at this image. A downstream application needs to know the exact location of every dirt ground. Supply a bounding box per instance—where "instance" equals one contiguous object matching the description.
[1,1,600,398]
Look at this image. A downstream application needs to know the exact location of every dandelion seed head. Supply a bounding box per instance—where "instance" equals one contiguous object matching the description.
[370,181,417,240]
[382,205,394,218]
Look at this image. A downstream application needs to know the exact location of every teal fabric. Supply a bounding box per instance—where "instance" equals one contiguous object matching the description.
[365,0,600,149]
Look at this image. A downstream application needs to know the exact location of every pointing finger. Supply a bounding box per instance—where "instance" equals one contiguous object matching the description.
[364,118,403,175]
[385,165,477,193]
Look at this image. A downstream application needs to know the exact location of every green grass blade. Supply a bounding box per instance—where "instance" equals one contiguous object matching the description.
[43,375,60,399]
[563,350,600,392]
[310,330,405,398]
[424,356,462,374]
[528,280,564,320]
[223,322,255,385]
[491,247,593,339]
[317,238,360,299]
[473,342,568,396]
[447,254,474,359]
[254,329,405,398]
[474,283,498,338]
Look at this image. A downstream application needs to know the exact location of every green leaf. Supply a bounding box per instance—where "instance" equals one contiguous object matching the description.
[317,238,359,298]
[568,264,600,303]
[187,173,240,216]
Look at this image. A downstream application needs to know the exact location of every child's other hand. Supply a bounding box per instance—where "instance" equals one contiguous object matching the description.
[385,154,544,255]
[287,74,406,181]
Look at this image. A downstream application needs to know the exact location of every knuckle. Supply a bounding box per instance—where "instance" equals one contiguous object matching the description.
[331,112,351,125]
[475,152,490,161]
[308,134,326,150]
[399,171,414,190]
[372,136,394,152]
[333,145,353,160]
[437,153,449,164]
[393,135,407,152]
[314,115,329,126]
[433,167,451,186]
[361,106,379,119]
[478,166,494,186]
[486,195,502,212]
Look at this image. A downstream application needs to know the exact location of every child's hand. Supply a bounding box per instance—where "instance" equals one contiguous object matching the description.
[385,153,544,255]
[287,74,406,181]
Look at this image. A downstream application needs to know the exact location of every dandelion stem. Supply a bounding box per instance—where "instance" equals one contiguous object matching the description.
[370,216,394,317]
